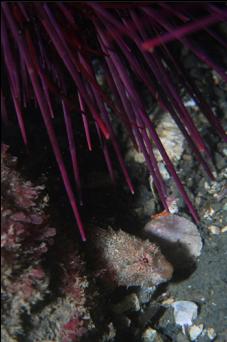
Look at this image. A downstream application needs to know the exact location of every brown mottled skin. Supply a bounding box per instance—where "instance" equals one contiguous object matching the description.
[89,227,173,288]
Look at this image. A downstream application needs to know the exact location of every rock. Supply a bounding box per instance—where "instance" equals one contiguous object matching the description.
[148,112,185,183]
[102,322,116,341]
[221,226,227,233]
[149,163,170,183]
[176,332,190,342]
[203,205,215,220]
[208,225,221,235]
[184,98,197,108]
[112,293,140,314]
[137,287,156,305]
[141,327,157,342]
[189,324,203,341]
[144,215,202,258]
[207,327,217,340]
[138,303,162,329]
[126,111,185,171]
[141,327,163,342]
[155,112,185,164]
[144,215,202,272]
[215,152,226,170]
[143,199,156,216]
[125,141,145,164]
[162,297,175,305]
[171,301,198,333]
[166,196,179,214]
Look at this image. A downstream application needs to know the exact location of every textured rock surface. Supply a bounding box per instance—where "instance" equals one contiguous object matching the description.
[144,215,202,272]
[171,301,198,332]
[154,112,185,164]
[1,145,95,342]
[144,215,202,259]
[1,144,55,340]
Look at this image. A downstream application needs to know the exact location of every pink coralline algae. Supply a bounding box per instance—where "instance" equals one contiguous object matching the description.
[58,243,95,342]
[26,239,96,342]
[1,144,95,341]
[90,227,173,288]
[61,317,87,342]
[1,144,56,261]
[1,144,56,339]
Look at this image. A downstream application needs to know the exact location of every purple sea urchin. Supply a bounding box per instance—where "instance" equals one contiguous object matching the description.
[1,2,226,240]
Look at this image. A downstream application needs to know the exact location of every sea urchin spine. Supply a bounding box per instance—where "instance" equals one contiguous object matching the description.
[1,2,226,239]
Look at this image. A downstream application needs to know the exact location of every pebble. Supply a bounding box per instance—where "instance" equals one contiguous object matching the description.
[207,327,217,340]
[112,293,140,314]
[105,322,116,340]
[137,287,156,305]
[208,225,221,235]
[166,196,179,214]
[162,297,175,305]
[176,332,190,342]
[157,163,170,180]
[203,206,215,219]
[144,215,203,259]
[212,70,221,85]
[143,200,156,216]
[195,196,202,206]
[215,153,226,170]
[221,226,227,233]
[125,148,145,163]
[141,327,157,342]
[141,327,163,342]
[204,181,210,190]
[189,324,203,341]
[171,301,198,333]
[184,99,197,108]
[154,112,185,164]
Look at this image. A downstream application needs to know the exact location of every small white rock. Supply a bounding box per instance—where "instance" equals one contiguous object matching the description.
[208,225,221,235]
[207,327,217,340]
[166,196,179,214]
[141,327,163,342]
[158,162,170,180]
[189,324,203,341]
[204,181,210,190]
[162,297,175,305]
[141,327,157,342]
[125,148,145,163]
[221,226,227,233]
[184,99,197,108]
[223,148,227,157]
[155,112,185,163]
[171,301,198,333]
